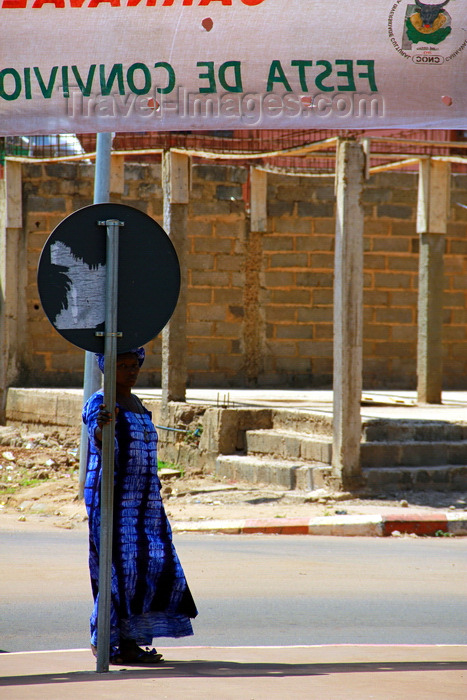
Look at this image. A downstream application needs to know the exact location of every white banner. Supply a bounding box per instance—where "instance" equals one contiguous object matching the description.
[1,0,466,135]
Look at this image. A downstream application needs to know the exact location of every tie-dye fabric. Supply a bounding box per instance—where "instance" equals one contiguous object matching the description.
[82,391,197,655]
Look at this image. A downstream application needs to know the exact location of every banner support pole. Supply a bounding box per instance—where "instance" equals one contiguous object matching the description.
[79,132,113,498]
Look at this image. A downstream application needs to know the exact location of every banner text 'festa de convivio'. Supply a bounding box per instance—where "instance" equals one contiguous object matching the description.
[1,0,466,134]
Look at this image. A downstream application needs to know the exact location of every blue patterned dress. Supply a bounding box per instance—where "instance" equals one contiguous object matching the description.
[83,391,197,655]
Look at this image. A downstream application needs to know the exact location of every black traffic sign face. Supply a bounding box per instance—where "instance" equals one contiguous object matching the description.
[37,203,180,354]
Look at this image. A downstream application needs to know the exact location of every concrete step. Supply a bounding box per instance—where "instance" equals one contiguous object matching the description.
[215,454,331,491]
[362,420,467,443]
[362,465,467,491]
[246,429,332,464]
[272,409,334,437]
[271,411,467,444]
[361,441,467,468]
[216,455,467,492]
[247,429,467,469]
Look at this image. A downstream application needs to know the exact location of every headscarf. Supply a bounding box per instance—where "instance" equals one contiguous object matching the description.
[95,347,146,373]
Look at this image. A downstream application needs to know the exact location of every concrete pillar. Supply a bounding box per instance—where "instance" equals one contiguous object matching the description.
[161,150,189,418]
[243,167,267,384]
[0,160,24,423]
[416,159,450,404]
[332,140,365,489]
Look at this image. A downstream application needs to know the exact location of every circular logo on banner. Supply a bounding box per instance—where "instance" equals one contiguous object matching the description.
[388,0,467,63]
[37,203,180,354]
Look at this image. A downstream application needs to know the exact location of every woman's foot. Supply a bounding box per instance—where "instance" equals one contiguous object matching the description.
[111,639,163,665]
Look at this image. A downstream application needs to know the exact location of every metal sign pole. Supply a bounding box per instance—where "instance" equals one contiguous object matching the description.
[96,217,123,673]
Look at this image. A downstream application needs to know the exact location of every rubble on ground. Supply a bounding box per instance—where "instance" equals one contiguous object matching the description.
[0,423,466,531]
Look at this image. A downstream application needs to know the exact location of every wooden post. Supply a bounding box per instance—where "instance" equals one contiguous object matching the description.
[161,150,189,417]
[0,178,6,425]
[109,153,125,195]
[332,140,365,489]
[416,159,450,404]
[244,167,267,384]
[250,167,267,233]
[0,160,23,423]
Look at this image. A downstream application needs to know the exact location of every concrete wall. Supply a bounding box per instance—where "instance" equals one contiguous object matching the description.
[4,160,467,389]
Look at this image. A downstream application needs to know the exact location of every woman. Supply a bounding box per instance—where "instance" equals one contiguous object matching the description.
[82,347,197,664]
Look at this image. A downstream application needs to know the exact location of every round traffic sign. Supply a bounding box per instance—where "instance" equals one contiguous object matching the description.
[37,203,180,353]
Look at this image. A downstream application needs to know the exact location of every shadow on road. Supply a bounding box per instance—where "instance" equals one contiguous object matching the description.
[1,659,467,687]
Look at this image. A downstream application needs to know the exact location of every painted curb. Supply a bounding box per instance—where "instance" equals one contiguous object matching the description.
[173,512,467,537]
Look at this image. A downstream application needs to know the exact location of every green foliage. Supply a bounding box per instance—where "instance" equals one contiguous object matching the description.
[0,476,43,495]
[158,461,185,477]
[184,425,203,447]
[435,529,454,538]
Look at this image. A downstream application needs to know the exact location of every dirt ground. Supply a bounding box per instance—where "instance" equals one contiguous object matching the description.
[0,423,466,532]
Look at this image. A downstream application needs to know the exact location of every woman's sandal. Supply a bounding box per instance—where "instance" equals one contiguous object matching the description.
[91,640,163,665]
[111,639,163,665]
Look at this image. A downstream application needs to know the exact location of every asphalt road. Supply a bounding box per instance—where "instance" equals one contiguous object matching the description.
[1,530,466,653]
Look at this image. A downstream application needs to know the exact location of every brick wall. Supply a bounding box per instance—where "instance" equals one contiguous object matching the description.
[15,161,467,389]
[186,165,247,386]
[23,161,164,386]
[445,175,467,382]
